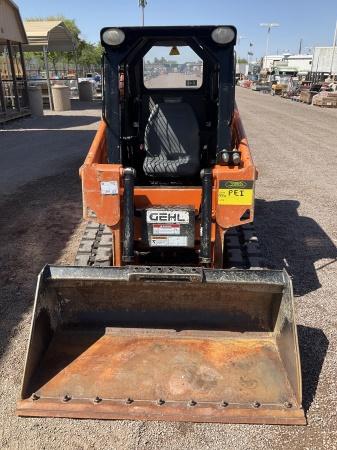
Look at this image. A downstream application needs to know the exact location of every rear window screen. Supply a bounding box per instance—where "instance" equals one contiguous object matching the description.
[143,46,203,89]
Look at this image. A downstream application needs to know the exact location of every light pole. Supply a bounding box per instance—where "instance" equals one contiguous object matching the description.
[248,42,254,65]
[139,0,147,26]
[330,20,337,76]
[299,38,303,54]
[260,23,280,67]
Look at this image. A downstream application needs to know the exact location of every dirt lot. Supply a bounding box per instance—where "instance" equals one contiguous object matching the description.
[0,91,336,449]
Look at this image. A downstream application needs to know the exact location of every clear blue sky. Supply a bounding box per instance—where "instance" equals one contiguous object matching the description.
[19,0,337,58]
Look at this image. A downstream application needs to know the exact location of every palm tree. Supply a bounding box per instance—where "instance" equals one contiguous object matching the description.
[139,0,147,26]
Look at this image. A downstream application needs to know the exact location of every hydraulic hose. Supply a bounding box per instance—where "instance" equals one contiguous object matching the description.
[122,168,135,263]
[200,168,212,265]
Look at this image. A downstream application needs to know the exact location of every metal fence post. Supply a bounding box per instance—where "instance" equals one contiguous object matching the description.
[6,40,20,111]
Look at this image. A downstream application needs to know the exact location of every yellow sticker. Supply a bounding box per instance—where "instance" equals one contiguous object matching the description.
[218,188,253,205]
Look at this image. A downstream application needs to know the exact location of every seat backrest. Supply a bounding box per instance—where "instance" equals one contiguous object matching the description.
[143,102,200,178]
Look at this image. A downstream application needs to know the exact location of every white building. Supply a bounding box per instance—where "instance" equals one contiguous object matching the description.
[262,54,312,74]
[284,55,313,74]
[312,47,337,74]
[262,55,282,70]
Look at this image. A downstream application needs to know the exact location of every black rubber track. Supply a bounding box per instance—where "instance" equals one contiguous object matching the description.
[75,222,113,267]
[75,221,264,269]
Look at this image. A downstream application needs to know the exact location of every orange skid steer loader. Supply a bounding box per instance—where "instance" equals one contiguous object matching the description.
[17,26,305,425]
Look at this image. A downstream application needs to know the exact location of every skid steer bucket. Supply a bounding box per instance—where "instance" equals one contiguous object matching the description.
[17,266,305,425]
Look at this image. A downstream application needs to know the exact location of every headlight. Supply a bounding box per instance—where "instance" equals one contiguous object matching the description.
[221,151,230,163]
[102,28,125,46]
[232,151,241,165]
[211,27,235,45]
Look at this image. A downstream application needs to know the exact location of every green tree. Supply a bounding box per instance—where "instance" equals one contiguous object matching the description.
[78,43,102,71]
[24,51,44,71]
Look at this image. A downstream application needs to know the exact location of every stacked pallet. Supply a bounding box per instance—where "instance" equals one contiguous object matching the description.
[299,90,317,104]
[312,91,337,108]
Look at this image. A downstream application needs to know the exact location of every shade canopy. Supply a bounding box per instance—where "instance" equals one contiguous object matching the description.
[0,0,28,44]
[23,20,76,51]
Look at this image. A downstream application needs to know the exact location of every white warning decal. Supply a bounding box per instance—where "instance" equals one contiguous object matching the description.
[100,181,118,195]
[150,236,188,247]
[153,224,180,235]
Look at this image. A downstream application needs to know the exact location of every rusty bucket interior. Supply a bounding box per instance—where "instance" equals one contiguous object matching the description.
[17,266,305,425]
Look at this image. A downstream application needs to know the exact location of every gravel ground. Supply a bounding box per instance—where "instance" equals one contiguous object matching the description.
[0,91,336,449]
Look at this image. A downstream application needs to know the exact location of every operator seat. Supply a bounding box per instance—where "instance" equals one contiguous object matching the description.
[143,101,200,178]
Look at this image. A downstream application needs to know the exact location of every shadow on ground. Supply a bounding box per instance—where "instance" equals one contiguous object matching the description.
[298,325,329,413]
[0,100,101,132]
[254,199,332,413]
[255,199,337,296]
[1,115,101,130]
[70,99,102,110]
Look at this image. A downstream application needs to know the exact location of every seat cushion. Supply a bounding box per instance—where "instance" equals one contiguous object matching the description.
[143,102,200,177]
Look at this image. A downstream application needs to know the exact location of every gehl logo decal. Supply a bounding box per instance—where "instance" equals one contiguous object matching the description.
[147,210,189,224]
